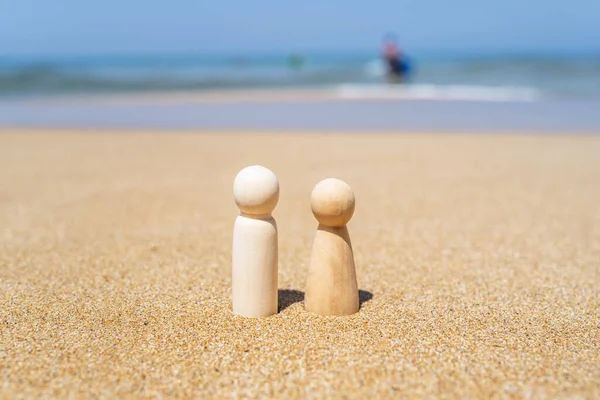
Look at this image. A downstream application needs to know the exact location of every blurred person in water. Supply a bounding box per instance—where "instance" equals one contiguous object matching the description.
[382,34,409,83]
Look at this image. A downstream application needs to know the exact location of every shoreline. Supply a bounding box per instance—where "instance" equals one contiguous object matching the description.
[0,86,343,106]
[1,92,600,133]
[2,126,600,137]
[0,81,562,106]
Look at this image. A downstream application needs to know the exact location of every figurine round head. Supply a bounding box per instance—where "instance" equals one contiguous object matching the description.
[310,178,355,227]
[233,165,279,215]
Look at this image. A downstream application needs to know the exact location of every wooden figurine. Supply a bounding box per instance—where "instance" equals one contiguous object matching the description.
[305,178,359,316]
[232,165,279,317]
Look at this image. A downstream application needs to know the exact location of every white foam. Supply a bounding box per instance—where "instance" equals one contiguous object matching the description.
[335,84,543,102]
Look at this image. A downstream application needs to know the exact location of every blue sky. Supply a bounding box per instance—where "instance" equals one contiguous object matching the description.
[1,0,599,55]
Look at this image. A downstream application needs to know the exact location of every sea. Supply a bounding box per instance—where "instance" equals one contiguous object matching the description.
[1,51,599,131]
[2,51,600,100]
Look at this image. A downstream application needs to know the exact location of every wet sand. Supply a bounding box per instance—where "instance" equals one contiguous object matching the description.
[2,90,600,133]
[1,129,599,398]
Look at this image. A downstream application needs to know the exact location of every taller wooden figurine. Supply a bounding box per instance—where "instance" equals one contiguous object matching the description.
[232,165,279,318]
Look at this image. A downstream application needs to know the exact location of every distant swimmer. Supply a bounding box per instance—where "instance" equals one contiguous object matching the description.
[288,54,305,70]
[381,34,409,82]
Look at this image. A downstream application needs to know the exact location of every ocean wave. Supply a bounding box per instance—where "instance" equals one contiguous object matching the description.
[335,84,543,102]
[1,54,599,100]
[0,68,230,92]
[0,63,367,96]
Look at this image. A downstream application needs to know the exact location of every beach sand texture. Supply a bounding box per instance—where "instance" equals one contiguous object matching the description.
[1,129,599,398]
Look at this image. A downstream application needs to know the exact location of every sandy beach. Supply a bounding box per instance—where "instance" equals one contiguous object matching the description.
[1,129,599,398]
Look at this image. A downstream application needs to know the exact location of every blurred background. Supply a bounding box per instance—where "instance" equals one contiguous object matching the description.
[1,0,599,130]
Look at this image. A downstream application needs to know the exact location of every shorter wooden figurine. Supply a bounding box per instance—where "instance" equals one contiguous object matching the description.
[305,178,359,316]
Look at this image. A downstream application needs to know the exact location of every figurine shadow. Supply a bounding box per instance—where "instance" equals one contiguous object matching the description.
[278,289,305,312]
[358,289,373,306]
[278,289,373,312]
